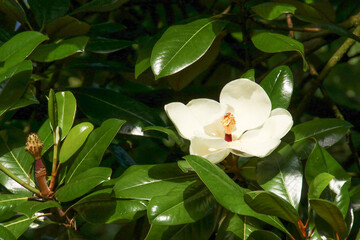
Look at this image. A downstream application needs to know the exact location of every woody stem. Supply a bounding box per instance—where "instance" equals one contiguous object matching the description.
[0,162,40,195]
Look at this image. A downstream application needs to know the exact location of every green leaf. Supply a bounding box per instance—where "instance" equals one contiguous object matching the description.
[289,118,352,148]
[28,0,70,27]
[14,200,61,218]
[72,0,129,13]
[86,37,132,54]
[145,210,216,240]
[66,119,124,183]
[0,87,39,115]
[2,215,36,239]
[72,188,113,207]
[88,22,126,36]
[29,36,89,62]
[244,191,300,224]
[251,32,308,71]
[56,167,112,202]
[38,119,53,154]
[55,91,77,140]
[46,16,90,39]
[59,122,94,163]
[151,18,226,80]
[310,198,347,237]
[241,69,255,81]
[142,126,183,147]
[0,0,28,26]
[74,199,147,224]
[260,65,294,109]
[0,194,28,222]
[308,173,334,199]
[184,155,289,234]
[0,129,35,195]
[0,61,32,114]
[0,225,16,240]
[148,181,216,225]
[305,143,350,217]
[135,35,156,79]
[75,88,164,126]
[248,230,282,240]
[251,2,296,20]
[216,214,260,240]
[0,31,48,75]
[257,144,302,210]
[48,89,57,131]
[114,163,197,200]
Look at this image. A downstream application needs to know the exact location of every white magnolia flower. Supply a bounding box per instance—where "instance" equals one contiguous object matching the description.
[165,78,293,164]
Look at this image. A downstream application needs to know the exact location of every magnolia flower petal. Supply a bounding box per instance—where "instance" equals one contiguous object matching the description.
[229,138,281,158]
[164,102,203,139]
[219,78,272,135]
[240,108,293,141]
[187,98,224,126]
[190,136,229,164]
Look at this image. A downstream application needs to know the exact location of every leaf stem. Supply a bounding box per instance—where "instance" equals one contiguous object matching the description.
[0,162,40,195]
[49,127,60,190]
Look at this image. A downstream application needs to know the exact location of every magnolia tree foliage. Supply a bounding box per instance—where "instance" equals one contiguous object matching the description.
[0,0,360,239]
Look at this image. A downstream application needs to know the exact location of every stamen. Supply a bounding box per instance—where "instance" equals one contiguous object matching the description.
[222,113,236,142]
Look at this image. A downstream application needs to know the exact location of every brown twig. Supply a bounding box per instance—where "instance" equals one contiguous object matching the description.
[286,13,295,38]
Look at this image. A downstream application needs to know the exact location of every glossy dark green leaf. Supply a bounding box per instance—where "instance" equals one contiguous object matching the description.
[2,215,35,238]
[0,31,48,75]
[48,89,57,131]
[29,36,89,62]
[72,0,129,13]
[0,129,34,195]
[151,18,226,79]
[257,144,302,210]
[184,155,289,234]
[251,32,308,71]
[148,181,216,225]
[56,167,112,202]
[46,16,90,39]
[305,143,350,217]
[216,214,260,240]
[135,35,156,79]
[310,198,347,237]
[59,122,94,163]
[251,2,296,20]
[0,225,16,240]
[241,69,255,81]
[0,61,32,114]
[244,191,300,224]
[308,173,334,199]
[55,91,77,140]
[248,230,282,240]
[66,119,124,183]
[86,37,132,54]
[38,119,53,154]
[0,194,28,222]
[260,65,293,109]
[350,185,360,212]
[165,35,222,91]
[14,200,61,218]
[75,88,164,126]
[28,0,70,27]
[74,199,147,224]
[114,163,197,200]
[145,210,216,240]
[72,188,113,207]
[290,118,352,148]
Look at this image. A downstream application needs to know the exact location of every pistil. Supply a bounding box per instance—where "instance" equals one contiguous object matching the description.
[222,112,236,142]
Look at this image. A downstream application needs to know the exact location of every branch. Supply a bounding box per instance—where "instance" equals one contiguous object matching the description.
[294,24,360,120]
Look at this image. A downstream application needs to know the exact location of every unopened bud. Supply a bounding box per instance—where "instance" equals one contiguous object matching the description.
[25,133,43,160]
